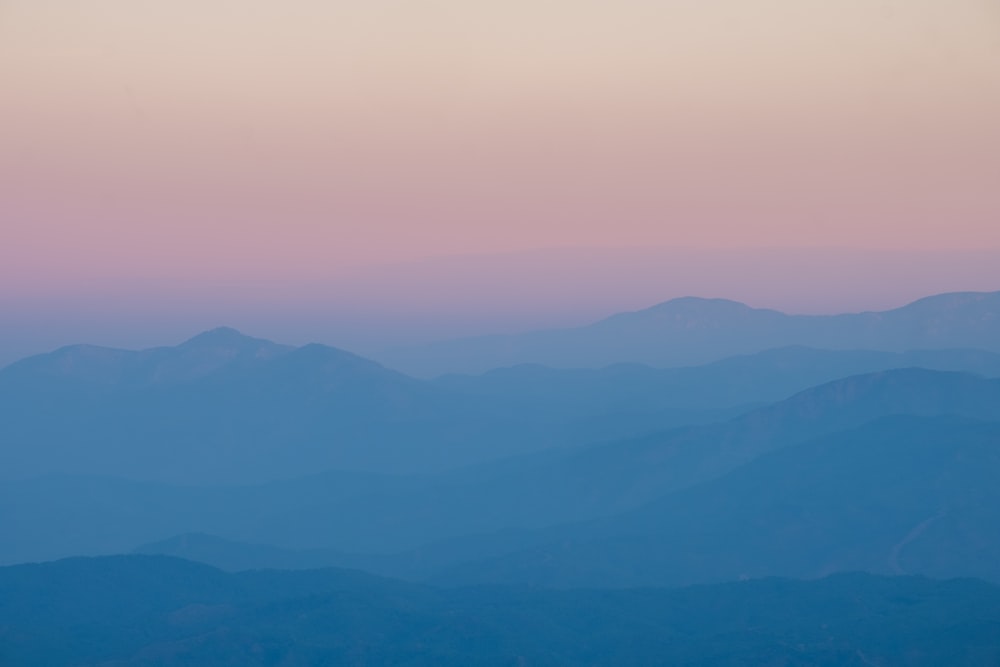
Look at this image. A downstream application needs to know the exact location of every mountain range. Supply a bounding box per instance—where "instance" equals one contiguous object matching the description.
[0,328,738,483]
[383,291,1000,376]
[4,294,1000,483]
[5,289,1000,663]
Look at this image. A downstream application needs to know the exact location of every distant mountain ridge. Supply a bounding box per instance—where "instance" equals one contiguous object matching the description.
[0,328,737,482]
[434,345,1000,412]
[0,330,464,481]
[0,327,293,388]
[383,290,1000,376]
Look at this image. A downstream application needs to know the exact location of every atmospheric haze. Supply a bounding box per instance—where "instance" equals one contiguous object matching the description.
[3,2,1000,665]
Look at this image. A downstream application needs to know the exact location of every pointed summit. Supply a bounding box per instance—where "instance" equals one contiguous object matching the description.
[176,326,293,360]
[155,328,292,382]
[600,297,777,327]
[179,327,261,350]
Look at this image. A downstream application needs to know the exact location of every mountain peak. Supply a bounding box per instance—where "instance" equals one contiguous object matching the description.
[646,296,756,313]
[596,296,781,330]
[179,327,257,349]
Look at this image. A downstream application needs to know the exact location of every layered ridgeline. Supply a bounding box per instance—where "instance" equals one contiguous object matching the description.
[0,328,736,482]
[0,328,484,480]
[2,555,999,666]
[3,308,1000,483]
[133,415,1000,588]
[5,368,1000,582]
[3,291,1000,597]
[384,291,1000,376]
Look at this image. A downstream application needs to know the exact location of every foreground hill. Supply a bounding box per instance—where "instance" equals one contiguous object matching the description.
[2,555,999,666]
[385,291,1000,375]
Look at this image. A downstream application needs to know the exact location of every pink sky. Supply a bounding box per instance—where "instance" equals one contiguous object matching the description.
[1,0,998,361]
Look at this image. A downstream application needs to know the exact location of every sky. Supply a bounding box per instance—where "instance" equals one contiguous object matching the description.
[1,0,999,363]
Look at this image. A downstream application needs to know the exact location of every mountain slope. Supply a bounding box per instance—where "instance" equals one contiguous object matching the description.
[484,368,1000,526]
[436,416,1000,588]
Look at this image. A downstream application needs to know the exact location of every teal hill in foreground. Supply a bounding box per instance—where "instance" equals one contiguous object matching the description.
[2,555,999,666]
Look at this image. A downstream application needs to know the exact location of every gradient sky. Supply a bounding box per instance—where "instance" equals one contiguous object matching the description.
[1,0,999,362]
